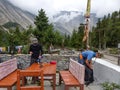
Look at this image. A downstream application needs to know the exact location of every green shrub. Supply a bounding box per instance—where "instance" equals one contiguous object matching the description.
[22,45,29,54]
[101,82,120,90]
[109,48,118,54]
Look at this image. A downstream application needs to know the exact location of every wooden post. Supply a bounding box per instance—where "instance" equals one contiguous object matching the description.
[83,0,91,48]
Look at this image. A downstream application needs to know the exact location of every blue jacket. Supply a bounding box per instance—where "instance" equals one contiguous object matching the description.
[78,50,96,64]
[82,50,96,61]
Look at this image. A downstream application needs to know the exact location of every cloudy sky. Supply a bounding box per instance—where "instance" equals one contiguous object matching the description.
[8,0,120,17]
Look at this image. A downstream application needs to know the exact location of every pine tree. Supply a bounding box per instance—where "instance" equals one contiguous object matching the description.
[34,9,49,44]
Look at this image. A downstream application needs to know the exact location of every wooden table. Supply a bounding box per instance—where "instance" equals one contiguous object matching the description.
[26,63,56,90]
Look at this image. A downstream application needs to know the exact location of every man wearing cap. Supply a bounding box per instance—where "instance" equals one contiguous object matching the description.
[78,49,100,86]
[29,38,43,65]
[29,38,43,83]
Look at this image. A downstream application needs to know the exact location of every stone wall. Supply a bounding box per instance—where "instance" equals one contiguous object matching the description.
[0,54,78,70]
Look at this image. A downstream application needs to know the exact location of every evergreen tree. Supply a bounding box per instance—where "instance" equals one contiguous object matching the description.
[70,29,78,48]
[54,30,63,47]
[91,10,120,49]
[34,9,49,44]
[0,28,8,46]
[34,8,63,49]
[45,24,55,48]
[64,34,70,47]
[78,24,84,48]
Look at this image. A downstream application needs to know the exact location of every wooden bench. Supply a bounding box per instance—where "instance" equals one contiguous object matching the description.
[0,58,17,90]
[59,58,85,90]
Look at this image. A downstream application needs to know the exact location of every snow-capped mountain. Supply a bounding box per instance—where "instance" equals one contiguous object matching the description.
[51,11,98,35]
[53,11,83,22]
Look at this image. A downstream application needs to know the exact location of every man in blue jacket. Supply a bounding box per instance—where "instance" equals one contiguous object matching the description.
[78,49,100,86]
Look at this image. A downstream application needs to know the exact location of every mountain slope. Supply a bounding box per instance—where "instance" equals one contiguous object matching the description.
[52,11,98,34]
[0,0,35,29]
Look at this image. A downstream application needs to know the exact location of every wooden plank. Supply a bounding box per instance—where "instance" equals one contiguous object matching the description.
[60,71,79,85]
[0,70,17,87]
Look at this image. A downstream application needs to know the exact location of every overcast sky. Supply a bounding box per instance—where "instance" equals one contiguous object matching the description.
[8,0,120,17]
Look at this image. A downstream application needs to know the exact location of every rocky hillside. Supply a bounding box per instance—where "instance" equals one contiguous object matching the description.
[0,0,35,29]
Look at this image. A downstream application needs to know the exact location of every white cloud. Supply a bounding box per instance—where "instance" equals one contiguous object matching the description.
[91,0,120,17]
[8,0,120,17]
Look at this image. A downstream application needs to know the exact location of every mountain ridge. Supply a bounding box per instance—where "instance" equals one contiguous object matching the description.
[0,0,98,35]
[52,11,98,34]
